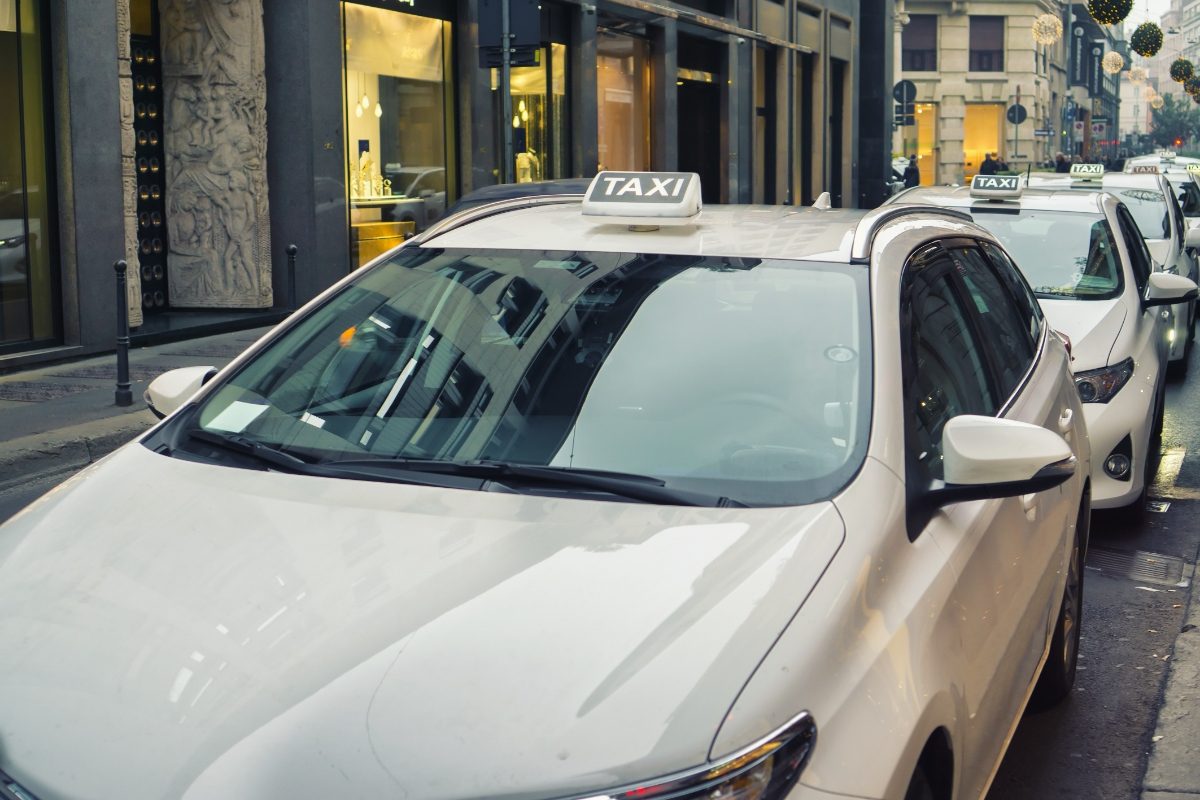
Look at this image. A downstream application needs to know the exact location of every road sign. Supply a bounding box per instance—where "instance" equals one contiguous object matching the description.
[1006,104,1028,125]
[892,80,917,104]
[1033,128,1053,136]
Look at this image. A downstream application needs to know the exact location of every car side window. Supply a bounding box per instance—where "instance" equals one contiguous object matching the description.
[1116,206,1153,293]
[952,245,1036,401]
[901,244,999,486]
[979,240,1045,344]
[1169,185,1186,243]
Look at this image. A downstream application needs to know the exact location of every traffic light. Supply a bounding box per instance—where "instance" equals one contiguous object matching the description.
[1175,137,1184,148]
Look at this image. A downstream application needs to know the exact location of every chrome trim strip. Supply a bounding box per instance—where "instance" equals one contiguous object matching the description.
[997,322,1048,419]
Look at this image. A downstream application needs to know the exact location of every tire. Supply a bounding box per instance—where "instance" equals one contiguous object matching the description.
[1029,505,1087,711]
[904,765,936,800]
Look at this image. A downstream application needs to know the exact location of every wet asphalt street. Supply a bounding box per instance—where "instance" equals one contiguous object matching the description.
[988,346,1200,800]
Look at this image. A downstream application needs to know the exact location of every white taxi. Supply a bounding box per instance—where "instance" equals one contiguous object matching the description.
[889,173,1198,511]
[1,173,1092,800]
[1030,166,1200,372]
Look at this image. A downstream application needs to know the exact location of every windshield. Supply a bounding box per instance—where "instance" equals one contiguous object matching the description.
[186,248,872,506]
[966,208,1123,300]
[1112,187,1171,239]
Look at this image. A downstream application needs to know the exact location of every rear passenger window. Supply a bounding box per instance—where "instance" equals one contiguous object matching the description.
[901,245,998,485]
[951,245,1036,400]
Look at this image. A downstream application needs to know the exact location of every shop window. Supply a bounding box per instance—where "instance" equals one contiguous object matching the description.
[902,15,936,71]
[492,44,569,182]
[0,0,58,350]
[901,103,938,186]
[969,16,1004,72]
[596,30,651,172]
[343,2,455,265]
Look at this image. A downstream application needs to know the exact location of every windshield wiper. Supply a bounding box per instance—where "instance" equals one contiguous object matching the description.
[1033,287,1079,298]
[186,429,484,491]
[319,457,746,507]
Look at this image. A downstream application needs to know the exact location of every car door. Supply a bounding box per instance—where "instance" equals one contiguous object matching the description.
[900,240,1070,798]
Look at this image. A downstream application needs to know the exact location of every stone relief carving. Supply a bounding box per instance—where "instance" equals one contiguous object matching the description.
[117,0,143,327]
[160,0,271,308]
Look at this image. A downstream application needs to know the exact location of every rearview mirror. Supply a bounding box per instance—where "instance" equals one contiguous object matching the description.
[915,415,1075,522]
[1144,271,1199,307]
[145,365,218,419]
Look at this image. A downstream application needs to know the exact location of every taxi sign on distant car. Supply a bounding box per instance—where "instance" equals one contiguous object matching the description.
[1129,164,1161,174]
[969,173,1022,199]
[582,171,703,223]
[1069,163,1104,178]
[1187,163,1200,174]
[1157,150,1177,159]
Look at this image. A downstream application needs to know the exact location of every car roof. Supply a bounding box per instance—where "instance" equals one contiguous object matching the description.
[421,203,870,262]
[891,183,1109,214]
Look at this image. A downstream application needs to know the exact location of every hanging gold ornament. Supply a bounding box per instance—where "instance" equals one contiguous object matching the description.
[1151,94,1165,109]
[1087,0,1133,25]
[1131,22,1164,57]
[1128,65,1148,84]
[1102,51,1125,74]
[1031,14,1063,45]
[1171,58,1195,83]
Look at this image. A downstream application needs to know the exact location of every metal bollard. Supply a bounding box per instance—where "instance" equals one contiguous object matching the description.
[114,260,133,407]
[286,243,298,309]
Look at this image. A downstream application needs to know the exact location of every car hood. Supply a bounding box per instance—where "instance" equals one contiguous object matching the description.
[1040,297,1126,369]
[0,444,844,800]
[1146,238,1173,268]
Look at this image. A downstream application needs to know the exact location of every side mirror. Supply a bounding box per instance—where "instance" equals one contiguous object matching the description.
[1144,271,1199,307]
[1185,227,1200,248]
[922,415,1076,513]
[145,365,218,419]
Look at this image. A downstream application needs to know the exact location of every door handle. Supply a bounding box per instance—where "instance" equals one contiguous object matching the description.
[1058,408,1073,432]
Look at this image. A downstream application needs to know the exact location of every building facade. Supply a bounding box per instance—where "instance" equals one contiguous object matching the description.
[893,0,1123,184]
[0,0,893,368]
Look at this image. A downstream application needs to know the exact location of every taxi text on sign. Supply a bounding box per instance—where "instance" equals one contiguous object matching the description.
[1069,163,1104,177]
[588,173,695,203]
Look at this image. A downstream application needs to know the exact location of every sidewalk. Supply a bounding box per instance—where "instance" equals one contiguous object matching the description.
[0,326,272,493]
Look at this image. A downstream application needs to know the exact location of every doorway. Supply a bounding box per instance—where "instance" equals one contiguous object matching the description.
[964,103,1003,179]
[677,74,721,204]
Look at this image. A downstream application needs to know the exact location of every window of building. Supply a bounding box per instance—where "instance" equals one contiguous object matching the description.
[0,0,57,351]
[901,102,938,185]
[596,30,651,172]
[492,44,569,183]
[343,1,455,266]
[901,15,937,71]
[969,16,1004,72]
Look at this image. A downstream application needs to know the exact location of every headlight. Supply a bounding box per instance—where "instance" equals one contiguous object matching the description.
[1075,358,1134,403]
[0,234,26,249]
[574,712,816,800]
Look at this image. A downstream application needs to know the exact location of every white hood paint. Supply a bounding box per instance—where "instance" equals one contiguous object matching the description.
[1040,298,1127,370]
[0,444,844,800]
[1146,239,1173,268]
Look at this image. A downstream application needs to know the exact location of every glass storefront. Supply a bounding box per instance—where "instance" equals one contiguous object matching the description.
[343,1,455,266]
[596,30,651,172]
[0,0,56,350]
[493,44,569,182]
[963,103,1003,180]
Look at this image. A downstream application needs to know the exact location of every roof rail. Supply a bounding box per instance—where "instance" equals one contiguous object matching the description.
[408,194,585,246]
[850,205,975,263]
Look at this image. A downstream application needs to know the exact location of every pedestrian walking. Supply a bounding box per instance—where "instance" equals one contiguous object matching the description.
[1055,152,1070,173]
[903,155,920,188]
[979,153,998,175]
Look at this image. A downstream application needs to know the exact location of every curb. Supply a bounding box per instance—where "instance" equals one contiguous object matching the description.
[1142,560,1200,797]
[0,411,158,493]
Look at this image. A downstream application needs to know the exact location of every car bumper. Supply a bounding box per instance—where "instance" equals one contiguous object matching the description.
[1082,375,1157,509]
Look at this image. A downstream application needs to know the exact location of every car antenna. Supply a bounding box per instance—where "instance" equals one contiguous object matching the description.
[813,191,833,210]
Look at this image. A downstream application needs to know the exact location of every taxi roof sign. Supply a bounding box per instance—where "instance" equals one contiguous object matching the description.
[1069,163,1104,179]
[1186,164,1200,174]
[970,174,1022,199]
[1157,150,1177,159]
[1129,164,1161,174]
[582,171,703,224]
